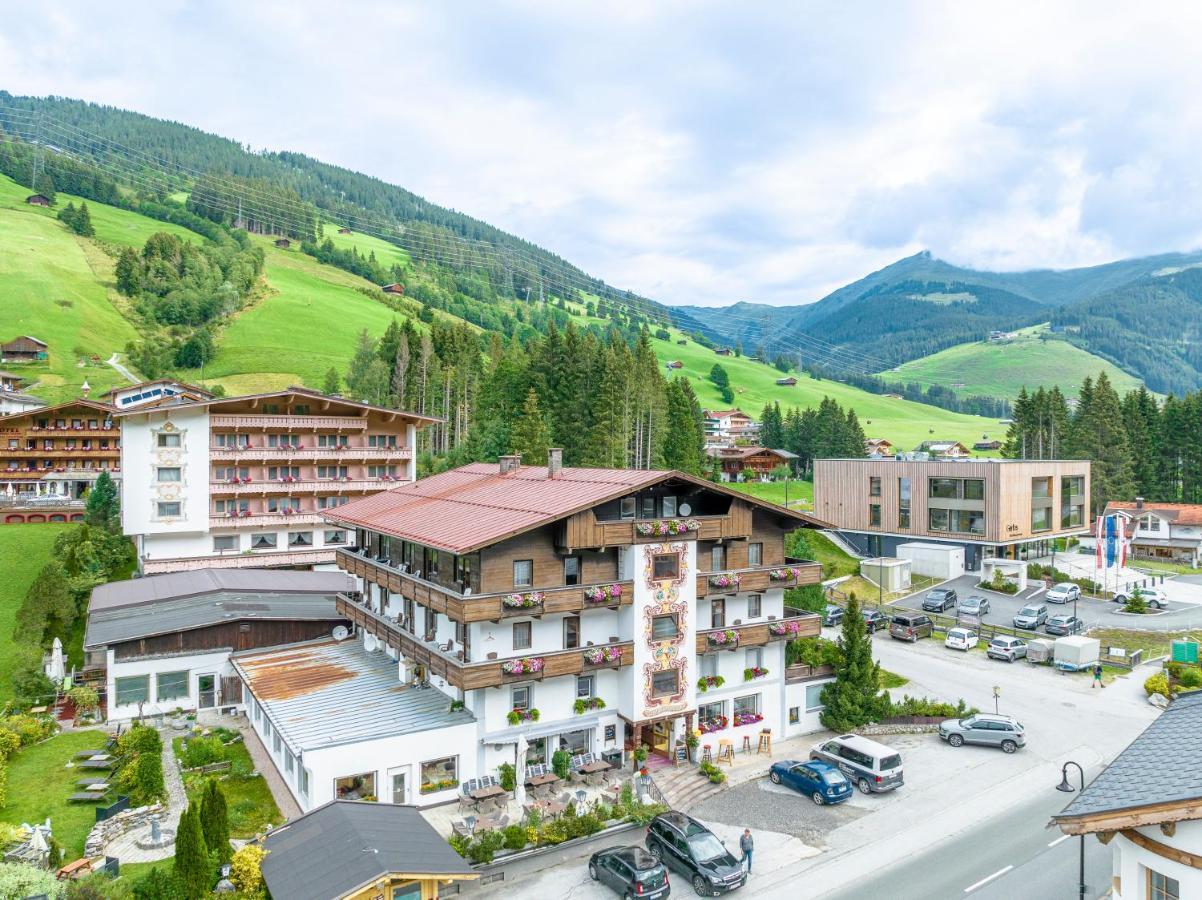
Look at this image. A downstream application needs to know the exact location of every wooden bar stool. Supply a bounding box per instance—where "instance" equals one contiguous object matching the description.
[757,729,772,755]
[741,735,752,754]
[717,739,735,767]
[701,745,713,764]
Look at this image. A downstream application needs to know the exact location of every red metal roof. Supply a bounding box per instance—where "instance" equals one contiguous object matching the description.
[327,462,823,553]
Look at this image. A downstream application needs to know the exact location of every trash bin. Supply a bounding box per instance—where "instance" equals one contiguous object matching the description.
[602,749,623,768]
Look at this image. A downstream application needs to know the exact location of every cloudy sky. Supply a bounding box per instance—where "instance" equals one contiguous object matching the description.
[2,1,1201,307]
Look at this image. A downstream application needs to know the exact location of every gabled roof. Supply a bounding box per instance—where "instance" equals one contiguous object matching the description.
[713,446,798,460]
[326,462,823,554]
[261,800,476,900]
[3,335,48,347]
[110,385,441,424]
[1,398,116,422]
[1052,691,1202,834]
[100,379,215,400]
[1107,502,1202,526]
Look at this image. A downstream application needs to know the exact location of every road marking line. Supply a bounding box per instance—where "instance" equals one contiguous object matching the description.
[964,866,1013,893]
[1048,834,1072,847]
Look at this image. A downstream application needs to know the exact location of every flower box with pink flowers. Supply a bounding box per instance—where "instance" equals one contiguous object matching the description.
[501,591,545,614]
[501,656,545,677]
[706,628,740,649]
[583,583,624,605]
[768,619,804,638]
[707,572,741,591]
[698,715,728,734]
[634,518,701,537]
[582,645,624,667]
[733,712,764,727]
[768,567,804,582]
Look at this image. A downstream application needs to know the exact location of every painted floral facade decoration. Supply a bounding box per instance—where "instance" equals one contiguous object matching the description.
[583,646,623,666]
[634,518,700,537]
[502,591,545,609]
[584,583,623,604]
[501,656,545,675]
[768,567,804,582]
[640,541,690,719]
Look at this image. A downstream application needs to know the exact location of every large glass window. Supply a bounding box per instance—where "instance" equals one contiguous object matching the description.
[699,700,724,724]
[420,757,458,794]
[511,685,531,711]
[1031,477,1052,499]
[563,616,580,649]
[805,683,825,712]
[869,476,881,497]
[964,479,985,501]
[1061,503,1084,529]
[156,467,181,483]
[157,433,181,448]
[928,508,950,532]
[733,694,760,717]
[869,504,881,527]
[1149,871,1180,900]
[662,495,678,517]
[652,554,680,580]
[651,669,679,698]
[156,671,189,702]
[1032,507,1051,532]
[155,501,181,518]
[652,614,680,640]
[115,675,149,706]
[335,771,377,801]
[251,533,278,550]
[288,531,313,547]
[513,559,533,587]
[1061,475,1085,497]
[213,535,237,552]
[929,478,959,499]
[899,477,911,529]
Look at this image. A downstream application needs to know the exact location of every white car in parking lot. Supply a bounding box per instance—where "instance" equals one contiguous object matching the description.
[1045,582,1080,604]
[1114,586,1169,609]
[944,627,979,651]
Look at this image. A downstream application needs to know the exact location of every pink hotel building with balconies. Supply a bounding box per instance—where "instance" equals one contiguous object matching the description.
[116,386,436,574]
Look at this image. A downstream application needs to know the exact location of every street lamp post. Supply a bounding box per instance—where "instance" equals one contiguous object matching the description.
[992,685,1000,715]
[1056,760,1087,900]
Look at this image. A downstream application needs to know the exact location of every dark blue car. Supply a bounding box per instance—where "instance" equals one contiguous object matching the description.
[769,759,852,805]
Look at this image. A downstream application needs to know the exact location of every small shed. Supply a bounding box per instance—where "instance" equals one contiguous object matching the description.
[1,336,49,362]
[775,377,798,386]
[860,557,911,593]
[382,283,405,295]
[337,227,351,234]
[25,194,51,207]
[666,360,683,370]
[273,238,292,249]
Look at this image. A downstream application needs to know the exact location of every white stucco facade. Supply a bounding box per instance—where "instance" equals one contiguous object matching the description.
[1110,820,1202,899]
[105,648,235,721]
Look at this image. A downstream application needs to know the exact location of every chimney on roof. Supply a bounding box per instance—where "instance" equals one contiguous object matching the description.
[547,448,563,478]
[499,454,521,476]
[1136,497,1144,510]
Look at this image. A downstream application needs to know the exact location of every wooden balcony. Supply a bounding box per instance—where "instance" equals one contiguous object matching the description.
[209,478,394,495]
[0,448,120,459]
[210,413,368,430]
[561,504,754,550]
[209,513,326,529]
[784,663,835,684]
[695,561,822,597]
[335,594,635,690]
[336,548,633,624]
[209,446,412,462]
[696,608,821,654]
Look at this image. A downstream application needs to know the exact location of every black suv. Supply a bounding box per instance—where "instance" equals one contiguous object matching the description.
[589,845,670,898]
[646,812,745,896]
[862,609,890,634]
[922,588,958,612]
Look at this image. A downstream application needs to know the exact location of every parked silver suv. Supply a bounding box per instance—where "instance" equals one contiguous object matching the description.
[986,636,1027,662]
[939,713,1026,753]
[1012,603,1048,630]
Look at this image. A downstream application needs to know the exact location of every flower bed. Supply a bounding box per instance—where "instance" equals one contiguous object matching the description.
[743,666,769,681]
[708,572,741,590]
[697,675,725,692]
[634,518,700,537]
[733,712,764,727]
[507,708,541,725]
[698,716,728,734]
[769,567,804,582]
[583,646,623,666]
[707,629,740,648]
[501,657,545,676]
[573,697,606,715]
[421,778,458,795]
[503,591,546,609]
[584,583,624,604]
[768,619,804,637]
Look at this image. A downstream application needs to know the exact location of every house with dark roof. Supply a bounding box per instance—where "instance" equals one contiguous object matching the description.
[260,800,476,899]
[1,335,49,362]
[708,446,799,481]
[1052,691,1202,899]
[84,569,351,721]
[1093,500,1202,569]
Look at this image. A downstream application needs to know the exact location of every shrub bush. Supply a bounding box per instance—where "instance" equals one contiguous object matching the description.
[178,736,227,769]
[551,750,571,780]
[537,820,569,845]
[1179,667,1202,689]
[888,695,978,718]
[502,824,528,851]
[497,762,516,792]
[448,833,470,857]
[466,830,505,864]
[1125,592,1148,614]
[1144,673,1170,697]
[787,637,842,668]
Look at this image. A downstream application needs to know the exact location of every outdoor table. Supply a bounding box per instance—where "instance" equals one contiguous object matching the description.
[536,800,565,817]
[525,772,560,788]
[469,784,508,802]
[473,815,499,832]
[579,760,611,774]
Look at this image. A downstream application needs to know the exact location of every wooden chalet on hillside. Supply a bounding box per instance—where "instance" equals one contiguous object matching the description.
[864,438,895,457]
[1,336,48,362]
[25,194,51,207]
[382,283,405,295]
[710,446,799,481]
[775,377,797,386]
[274,238,292,249]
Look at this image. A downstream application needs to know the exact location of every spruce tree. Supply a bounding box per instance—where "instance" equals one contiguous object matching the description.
[322,367,341,395]
[662,379,704,474]
[1070,372,1135,512]
[115,247,141,296]
[173,803,210,898]
[84,471,119,530]
[200,779,231,863]
[819,595,892,732]
[75,202,95,237]
[510,389,550,463]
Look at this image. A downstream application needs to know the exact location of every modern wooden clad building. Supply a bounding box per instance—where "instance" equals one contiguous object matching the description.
[813,457,1091,569]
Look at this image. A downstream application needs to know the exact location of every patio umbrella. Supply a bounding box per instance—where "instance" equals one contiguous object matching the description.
[28,824,48,855]
[48,638,65,682]
[514,733,528,808]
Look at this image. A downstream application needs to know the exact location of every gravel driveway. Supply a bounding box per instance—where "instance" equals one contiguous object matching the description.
[690,775,869,847]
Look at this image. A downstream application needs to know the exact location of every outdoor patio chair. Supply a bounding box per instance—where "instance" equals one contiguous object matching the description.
[452,821,472,838]
[458,794,479,813]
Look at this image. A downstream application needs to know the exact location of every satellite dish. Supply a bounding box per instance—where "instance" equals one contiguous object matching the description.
[363,634,379,653]
[679,502,692,516]
[331,625,349,642]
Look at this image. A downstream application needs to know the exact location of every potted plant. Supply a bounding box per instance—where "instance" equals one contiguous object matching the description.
[685,731,700,762]
[697,675,725,692]
[632,746,648,771]
[551,750,572,779]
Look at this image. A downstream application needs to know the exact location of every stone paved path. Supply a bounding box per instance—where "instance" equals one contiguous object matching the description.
[103,727,187,863]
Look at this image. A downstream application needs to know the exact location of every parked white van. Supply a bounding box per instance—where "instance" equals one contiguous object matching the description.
[808,734,904,794]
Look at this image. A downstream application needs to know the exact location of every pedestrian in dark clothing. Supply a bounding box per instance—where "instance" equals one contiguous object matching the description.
[740,829,754,872]
[1092,664,1104,688]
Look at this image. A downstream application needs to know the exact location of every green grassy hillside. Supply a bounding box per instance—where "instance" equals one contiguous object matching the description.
[0,524,71,703]
[884,324,1144,400]
[0,175,144,403]
[320,222,411,271]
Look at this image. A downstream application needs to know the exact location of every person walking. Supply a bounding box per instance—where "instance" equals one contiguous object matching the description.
[1092,663,1104,688]
[740,828,754,873]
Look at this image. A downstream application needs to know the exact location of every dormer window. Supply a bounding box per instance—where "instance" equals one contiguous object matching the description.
[620,497,636,520]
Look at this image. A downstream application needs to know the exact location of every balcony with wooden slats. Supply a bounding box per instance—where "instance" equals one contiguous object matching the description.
[560,503,755,550]
[336,548,633,623]
[210,413,369,430]
[696,607,821,655]
[695,559,822,598]
[335,593,635,690]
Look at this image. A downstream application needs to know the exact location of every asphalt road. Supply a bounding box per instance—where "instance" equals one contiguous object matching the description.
[820,789,1110,900]
[890,573,1202,633]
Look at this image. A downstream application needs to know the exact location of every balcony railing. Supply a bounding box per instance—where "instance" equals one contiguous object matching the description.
[336,548,633,623]
[0,497,85,510]
[695,559,821,597]
[0,448,120,458]
[142,548,336,574]
[209,513,327,529]
[209,446,412,461]
[210,414,369,430]
[696,607,821,654]
[335,592,634,690]
[209,478,401,495]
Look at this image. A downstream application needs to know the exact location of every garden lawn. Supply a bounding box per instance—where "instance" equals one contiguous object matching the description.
[319,223,411,272]
[175,737,283,839]
[1088,628,1202,660]
[727,479,813,508]
[807,531,860,579]
[0,524,71,703]
[1130,558,1201,577]
[0,729,108,859]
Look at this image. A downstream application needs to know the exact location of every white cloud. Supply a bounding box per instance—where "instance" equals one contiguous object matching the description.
[3,1,1202,306]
